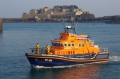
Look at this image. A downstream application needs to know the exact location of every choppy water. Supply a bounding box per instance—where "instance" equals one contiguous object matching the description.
[0,23,120,79]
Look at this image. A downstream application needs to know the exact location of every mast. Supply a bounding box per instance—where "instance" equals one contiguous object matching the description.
[64,5,76,34]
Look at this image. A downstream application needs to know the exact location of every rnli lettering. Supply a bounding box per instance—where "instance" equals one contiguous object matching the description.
[45,59,52,62]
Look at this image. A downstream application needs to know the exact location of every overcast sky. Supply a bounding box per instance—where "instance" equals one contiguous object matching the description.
[0,0,120,18]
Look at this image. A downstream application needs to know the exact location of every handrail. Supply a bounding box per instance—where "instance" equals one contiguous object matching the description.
[30,47,46,54]
[100,48,108,52]
[28,47,108,59]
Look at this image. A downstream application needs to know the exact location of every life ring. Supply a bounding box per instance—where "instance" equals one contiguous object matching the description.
[91,42,94,46]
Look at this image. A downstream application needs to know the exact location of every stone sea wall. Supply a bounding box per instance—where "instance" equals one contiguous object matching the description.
[0,18,3,31]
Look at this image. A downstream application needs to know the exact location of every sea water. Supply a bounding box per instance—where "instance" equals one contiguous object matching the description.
[0,23,120,79]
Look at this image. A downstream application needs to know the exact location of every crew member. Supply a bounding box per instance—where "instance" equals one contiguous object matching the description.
[36,43,40,54]
[46,44,50,54]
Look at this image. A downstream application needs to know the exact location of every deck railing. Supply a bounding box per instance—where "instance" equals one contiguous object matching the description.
[30,47,46,54]
[28,47,108,59]
[100,48,108,53]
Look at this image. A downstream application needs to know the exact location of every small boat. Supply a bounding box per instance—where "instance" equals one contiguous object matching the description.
[25,22,109,68]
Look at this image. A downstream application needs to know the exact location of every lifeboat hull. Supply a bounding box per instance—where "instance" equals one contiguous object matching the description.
[25,53,109,68]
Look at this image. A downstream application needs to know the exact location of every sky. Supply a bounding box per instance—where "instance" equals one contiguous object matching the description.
[0,0,120,18]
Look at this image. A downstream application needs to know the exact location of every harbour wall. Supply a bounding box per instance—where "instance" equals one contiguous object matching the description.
[2,15,120,23]
[0,18,3,31]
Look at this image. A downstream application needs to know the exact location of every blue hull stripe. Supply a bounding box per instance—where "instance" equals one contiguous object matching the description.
[25,53,109,67]
[27,57,108,67]
[26,56,108,62]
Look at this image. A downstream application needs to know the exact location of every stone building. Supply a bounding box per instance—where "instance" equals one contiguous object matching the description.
[22,5,95,21]
[29,9,38,14]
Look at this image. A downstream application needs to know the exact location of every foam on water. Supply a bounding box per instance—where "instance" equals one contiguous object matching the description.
[107,56,120,65]
[32,64,88,69]
[32,62,109,69]
[109,56,120,61]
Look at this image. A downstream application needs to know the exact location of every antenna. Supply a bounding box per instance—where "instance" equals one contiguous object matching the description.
[62,14,65,28]
[62,14,67,32]
[71,5,76,34]
[62,5,77,34]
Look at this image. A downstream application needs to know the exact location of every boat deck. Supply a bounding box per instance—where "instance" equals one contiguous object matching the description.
[26,47,108,60]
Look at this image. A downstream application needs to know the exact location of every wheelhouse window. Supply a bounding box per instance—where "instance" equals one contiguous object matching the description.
[79,44,84,47]
[64,44,67,46]
[59,43,63,46]
[68,44,71,46]
[72,44,74,46]
[52,42,63,46]
[63,43,74,47]
[82,44,84,47]
[79,44,81,47]
[59,36,63,39]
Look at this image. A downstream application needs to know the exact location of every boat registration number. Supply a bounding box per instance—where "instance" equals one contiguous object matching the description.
[45,59,52,62]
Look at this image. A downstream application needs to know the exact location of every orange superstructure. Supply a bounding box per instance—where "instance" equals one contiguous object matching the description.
[49,26,100,55]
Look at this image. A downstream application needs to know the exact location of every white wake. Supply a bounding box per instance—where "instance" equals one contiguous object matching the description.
[109,56,120,61]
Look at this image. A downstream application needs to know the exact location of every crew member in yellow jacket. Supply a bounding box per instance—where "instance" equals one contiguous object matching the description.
[46,44,50,54]
[36,43,40,54]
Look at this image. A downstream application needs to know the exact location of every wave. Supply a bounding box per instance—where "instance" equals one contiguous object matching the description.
[32,64,87,69]
[109,56,120,61]
[107,56,120,65]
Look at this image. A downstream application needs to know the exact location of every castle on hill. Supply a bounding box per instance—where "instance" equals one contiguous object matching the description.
[22,5,94,22]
